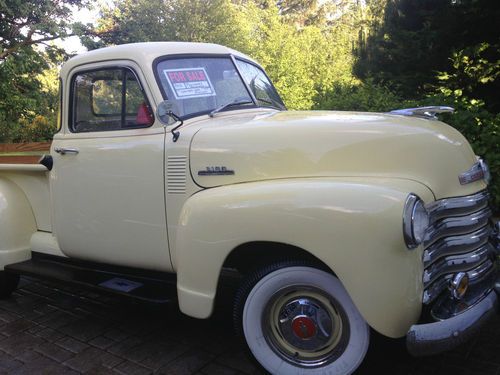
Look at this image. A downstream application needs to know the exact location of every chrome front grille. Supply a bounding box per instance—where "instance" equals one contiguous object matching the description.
[422,190,496,305]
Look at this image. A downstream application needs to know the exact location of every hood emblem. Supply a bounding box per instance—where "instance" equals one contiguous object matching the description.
[198,166,235,176]
[459,158,490,185]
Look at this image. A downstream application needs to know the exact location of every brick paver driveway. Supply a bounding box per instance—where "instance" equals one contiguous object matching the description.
[0,277,499,374]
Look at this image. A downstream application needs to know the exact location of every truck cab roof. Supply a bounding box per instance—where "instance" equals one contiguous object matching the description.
[60,42,256,77]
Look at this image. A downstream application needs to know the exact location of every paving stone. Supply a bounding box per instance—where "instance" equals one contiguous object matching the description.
[34,327,66,342]
[131,340,190,370]
[63,347,123,372]
[113,360,152,375]
[216,350,264,375]
[35,341,75,362]
[0,331,45,356]
[1,277,500,375]
[9,351,77,375]
[103,328,131,342]
[34,309,80,330]
[56,336,90,354]
[200,362,242,375]
[0,318,35,336]
[106,335,144,356]
[157,349,215,375]
[89,335,116,349]
[59,317,113,342]
[0,350,23,372]
[0,309,20,324]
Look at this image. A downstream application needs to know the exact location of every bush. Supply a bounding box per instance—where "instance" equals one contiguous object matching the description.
[314,80,403,112]
[432,96,499,213]
[15,115,57,143]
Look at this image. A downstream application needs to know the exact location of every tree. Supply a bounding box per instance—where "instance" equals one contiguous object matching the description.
[0,0,90,60]
[85,0,247,50]
[356,0,500,107]
[0,0,91,142]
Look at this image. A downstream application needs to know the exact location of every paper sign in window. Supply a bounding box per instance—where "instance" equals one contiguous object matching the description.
[163,67,216,99]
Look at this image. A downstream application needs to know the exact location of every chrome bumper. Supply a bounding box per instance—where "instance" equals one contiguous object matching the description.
[407,290,498,356]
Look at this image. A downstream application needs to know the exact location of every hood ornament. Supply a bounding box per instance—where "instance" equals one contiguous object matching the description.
[389,106,454,120]
[459,158,491,185]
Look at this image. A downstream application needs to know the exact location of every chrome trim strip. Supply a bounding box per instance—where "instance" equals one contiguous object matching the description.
[423,244,494,287]
[423,226,491,266]
[424,207,491,247]
[426,190,490,223]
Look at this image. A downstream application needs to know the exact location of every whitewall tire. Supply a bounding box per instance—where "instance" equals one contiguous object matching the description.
[234,262,369,374]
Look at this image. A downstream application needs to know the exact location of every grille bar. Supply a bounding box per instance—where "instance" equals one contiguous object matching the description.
[423,244,493,287]
[423,226,491,267]
[426,190,489,223]
[422,190,495,305]
[424,207,491,247]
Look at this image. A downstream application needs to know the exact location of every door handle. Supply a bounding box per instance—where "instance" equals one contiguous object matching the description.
[54,147,79,155]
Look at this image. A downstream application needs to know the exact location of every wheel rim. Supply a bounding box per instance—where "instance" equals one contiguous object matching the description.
[262,285,350,368]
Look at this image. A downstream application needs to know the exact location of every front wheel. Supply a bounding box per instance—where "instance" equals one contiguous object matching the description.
[234,262,369,374]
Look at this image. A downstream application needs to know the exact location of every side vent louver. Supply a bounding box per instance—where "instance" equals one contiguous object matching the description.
[167,156,187,194]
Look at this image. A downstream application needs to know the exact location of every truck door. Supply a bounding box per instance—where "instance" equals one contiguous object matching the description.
[51,63,172,271]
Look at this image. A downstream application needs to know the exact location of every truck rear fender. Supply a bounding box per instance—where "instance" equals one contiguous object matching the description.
[175,177,434,338]
[0,177,37,269]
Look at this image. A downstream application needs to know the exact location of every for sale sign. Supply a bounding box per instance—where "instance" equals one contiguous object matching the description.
[163,67,216,99]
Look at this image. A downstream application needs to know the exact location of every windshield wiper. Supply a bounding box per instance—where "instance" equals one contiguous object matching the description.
[255,96,284,109]
[209,99,253,118]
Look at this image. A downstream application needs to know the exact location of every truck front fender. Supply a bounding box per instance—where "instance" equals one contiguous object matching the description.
[0,178,37,269]
[175,177,434,338]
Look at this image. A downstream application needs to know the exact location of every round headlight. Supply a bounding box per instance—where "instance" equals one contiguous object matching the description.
[403,194,430,249]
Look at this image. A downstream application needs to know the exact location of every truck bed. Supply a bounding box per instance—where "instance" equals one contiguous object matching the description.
[0,142,50,165]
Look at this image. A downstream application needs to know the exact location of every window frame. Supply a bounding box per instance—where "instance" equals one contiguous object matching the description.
[152,53,285,121]
[68,65,154,133]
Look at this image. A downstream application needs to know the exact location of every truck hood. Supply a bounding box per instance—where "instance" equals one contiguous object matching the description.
[190,110,486,199]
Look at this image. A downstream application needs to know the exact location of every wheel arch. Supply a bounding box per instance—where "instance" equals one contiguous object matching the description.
[222,241,332,275]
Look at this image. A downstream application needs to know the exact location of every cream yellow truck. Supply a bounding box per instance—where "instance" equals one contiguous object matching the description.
[1,42,499,374]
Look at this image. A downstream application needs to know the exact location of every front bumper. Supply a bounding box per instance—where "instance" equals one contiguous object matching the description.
[406,222,500,356]
[407,289,498,356]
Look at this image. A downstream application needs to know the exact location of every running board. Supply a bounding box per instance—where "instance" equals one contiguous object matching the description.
[5,253,176,303]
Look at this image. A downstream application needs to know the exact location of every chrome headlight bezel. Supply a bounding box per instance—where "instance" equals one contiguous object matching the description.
[403,194,430,249]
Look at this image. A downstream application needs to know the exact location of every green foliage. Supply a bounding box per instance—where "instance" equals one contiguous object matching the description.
[0,0,89,142]
[356,0,500,107]
[436,43,500,112]
[430,95,500,212]
[0,0,89,61]
[314,80,403,112]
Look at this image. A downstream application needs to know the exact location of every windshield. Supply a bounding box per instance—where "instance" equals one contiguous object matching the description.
[235,59,285,110]
[155,56,284,118]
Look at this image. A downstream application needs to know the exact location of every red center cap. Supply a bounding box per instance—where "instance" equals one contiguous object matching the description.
[291,316,317,340]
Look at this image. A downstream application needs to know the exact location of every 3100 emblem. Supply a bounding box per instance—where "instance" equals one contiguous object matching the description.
[198,166,235,176]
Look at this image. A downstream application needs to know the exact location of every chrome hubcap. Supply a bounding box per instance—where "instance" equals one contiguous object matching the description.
[263,287,349,368]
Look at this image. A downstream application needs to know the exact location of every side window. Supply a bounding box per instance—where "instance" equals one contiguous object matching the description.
[71,68,154,133]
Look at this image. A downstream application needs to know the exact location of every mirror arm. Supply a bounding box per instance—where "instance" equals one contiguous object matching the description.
[169,111,184,142]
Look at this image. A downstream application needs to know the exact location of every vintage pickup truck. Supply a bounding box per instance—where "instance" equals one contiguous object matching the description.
[0,42,499,374]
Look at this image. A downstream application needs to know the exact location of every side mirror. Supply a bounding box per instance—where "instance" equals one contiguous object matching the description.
[157,100,178,126]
